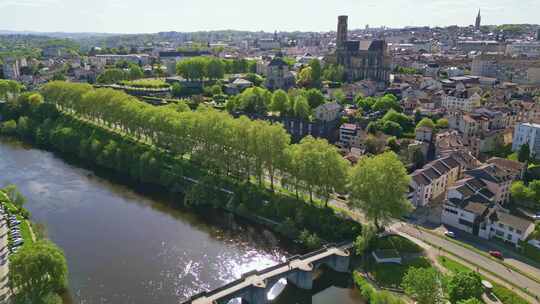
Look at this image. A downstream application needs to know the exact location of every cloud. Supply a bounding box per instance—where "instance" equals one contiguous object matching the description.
[0,0,61,8]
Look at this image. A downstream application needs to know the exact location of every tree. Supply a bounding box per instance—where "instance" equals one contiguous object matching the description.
[128,65,144,80]
[309,59,322,87]
[293,96,311,120]
[10,240,68,304]
[387,136,400,152]
[332,89,346,105]
[206,58,225,80]
[402,267,443,304]
[382,109,414,132]
[382,120,403,137]
[447,271,483,303]
[510,181,534,206]
[304,89,325,109]
[416,117,435,130]
[436,118,449,129]
[296,66,313,87]
[1,184,26,208]
[270,89,290,114]
[354,224,376,254]
[237,86,272,114]
[294,137,349,205]
[96,68,127,84]
[349,152,412,230]
[322,64,345,83]
[176,57,207,81]
[518,144,530,163]
[372,94,401,113]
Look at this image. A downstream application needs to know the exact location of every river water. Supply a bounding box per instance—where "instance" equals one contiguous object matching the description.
[0,138,362,304]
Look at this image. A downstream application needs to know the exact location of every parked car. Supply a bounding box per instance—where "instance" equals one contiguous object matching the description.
[489,250,503,259]
[444,231,456,238]
[533,213,540,220]
[9,220,20,226]
[12,239,24,247]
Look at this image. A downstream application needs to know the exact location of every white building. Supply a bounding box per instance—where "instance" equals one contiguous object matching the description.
[442,92,482,112]
[314,102,342,122]
[512,123,540,159]
[506,42,540,58]
[409,155,463,207]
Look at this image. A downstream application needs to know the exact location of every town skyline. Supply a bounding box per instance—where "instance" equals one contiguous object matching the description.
[2,0,540,34]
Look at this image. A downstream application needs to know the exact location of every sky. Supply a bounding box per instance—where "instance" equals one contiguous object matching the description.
[1,0,539,34]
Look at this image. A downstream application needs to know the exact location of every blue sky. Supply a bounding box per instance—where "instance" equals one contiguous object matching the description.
[2,0,539,33]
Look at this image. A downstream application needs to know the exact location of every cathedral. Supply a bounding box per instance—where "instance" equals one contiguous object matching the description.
[326,15,391,84]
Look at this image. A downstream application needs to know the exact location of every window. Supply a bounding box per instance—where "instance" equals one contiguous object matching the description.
[508,227,514,232]
[459,219,473,227]
[444,208,458,215]
[498,223,504,228]
[517,229,522,235]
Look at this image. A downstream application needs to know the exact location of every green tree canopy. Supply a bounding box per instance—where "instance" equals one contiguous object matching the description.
[447,271,483,303]
[176,57,207,81]
[128,65,144,80]
[416,117,436,130]
[304,89,325,109]
[322,64,345,83]
[10,240,68,304]
[296,66,313,87]
[372,94,401,113]
[293,95,311,120]
[206,58,226,80]
[96,68,127,84]
[436,118,449,129]
[270,89,290,114]
[402,267,443,304]
[518,143,530,163]
[349,152,412,230]
[383,109,414,133]
[309,59,322,87]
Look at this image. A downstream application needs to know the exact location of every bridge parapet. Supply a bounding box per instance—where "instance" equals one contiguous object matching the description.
[183,243,353,304]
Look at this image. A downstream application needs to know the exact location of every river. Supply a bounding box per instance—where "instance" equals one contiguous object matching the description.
[0,138,363,304]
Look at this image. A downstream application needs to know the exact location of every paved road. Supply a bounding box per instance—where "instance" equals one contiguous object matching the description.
[436,227,540,281]
[394,223,540,302]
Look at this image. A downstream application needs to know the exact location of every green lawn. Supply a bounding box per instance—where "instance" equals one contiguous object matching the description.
[368,256,431,288]
[437,255,529,304]
[374,235,423,254]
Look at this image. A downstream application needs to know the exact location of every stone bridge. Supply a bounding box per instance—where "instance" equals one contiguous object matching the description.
[183,243,352,304]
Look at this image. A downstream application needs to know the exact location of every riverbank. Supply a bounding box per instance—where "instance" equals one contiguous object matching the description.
[0,97,360,248]
[0,187,67,304]
[0,137,365,303]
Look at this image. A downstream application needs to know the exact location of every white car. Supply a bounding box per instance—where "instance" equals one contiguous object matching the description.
[444,231,456,238]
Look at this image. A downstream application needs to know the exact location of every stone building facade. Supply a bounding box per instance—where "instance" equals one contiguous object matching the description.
[326,16,391,84]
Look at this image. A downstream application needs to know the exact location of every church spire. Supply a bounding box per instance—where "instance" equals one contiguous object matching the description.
[475,9,481,30]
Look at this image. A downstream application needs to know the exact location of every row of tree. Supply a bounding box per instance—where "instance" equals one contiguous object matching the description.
[34,81,411,230]
[226,86,328,120]
[175,57,258,82]
[96,65,145,84]
[0,87,362,243]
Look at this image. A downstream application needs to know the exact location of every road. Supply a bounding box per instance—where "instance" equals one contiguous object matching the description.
[394,223,540,302]
[329,199,540,302]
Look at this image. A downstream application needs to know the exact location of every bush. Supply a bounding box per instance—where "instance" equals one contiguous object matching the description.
[1,119,17,135]
[353,272,405,304]
[299,229,322,250]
